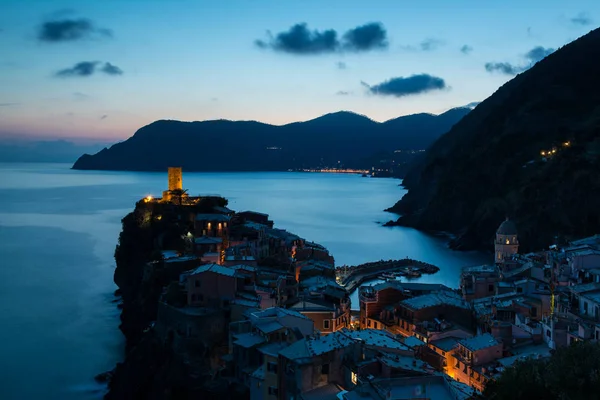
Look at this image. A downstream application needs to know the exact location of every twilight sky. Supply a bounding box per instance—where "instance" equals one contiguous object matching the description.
[0,0,597,142]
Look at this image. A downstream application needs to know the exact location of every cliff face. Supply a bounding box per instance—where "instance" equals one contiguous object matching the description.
[72,108,470,172]
[388,28,600,252]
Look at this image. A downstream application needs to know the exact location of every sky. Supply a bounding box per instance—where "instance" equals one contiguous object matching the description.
[0,0,598,142]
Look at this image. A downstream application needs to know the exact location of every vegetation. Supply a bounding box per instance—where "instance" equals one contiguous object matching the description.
[72,108,470,172]
[483,341,600,400]
[389,27,600,252]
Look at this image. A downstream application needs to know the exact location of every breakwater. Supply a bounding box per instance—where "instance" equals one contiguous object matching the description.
[337,258,439,292]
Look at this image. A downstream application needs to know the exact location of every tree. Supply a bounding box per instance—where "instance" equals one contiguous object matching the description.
[483,341,600,400]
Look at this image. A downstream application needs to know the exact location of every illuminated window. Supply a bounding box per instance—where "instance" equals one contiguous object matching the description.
[351,371,358,384]
[506,238,510,245]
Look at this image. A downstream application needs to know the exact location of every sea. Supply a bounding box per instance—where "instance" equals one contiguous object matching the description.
[0,162,488,399]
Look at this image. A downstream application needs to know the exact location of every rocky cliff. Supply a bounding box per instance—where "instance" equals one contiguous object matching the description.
[387,27,600,252]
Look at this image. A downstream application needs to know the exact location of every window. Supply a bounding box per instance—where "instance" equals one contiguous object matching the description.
[322,364,329,375]
[198,294,204,301]
[546,329,551,338]
[268,387,278,396]
[351,371,358,384]
[324,320,331,330]
[488,284,494,292]
[267,362,278,374]
[223,299,230,307]
[195,279,200,287]
[367,320,371,328]
[191,294,196,301]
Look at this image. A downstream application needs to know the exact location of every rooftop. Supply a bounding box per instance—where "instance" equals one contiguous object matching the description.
[458,333,499,352]
[403,336,426,348]
[301,383,343,400]
[194,236,222,244]
[400,292,469,311]
[279,329,410,361]
[195,213,231,222]
[462,264,499,274]
[258,342,289,357]
[233,332,266,348]
[430,336,462,352]
[570,282,600,295]
[497,219,517,235]
[191,263,237,277]
[255,321,285,334]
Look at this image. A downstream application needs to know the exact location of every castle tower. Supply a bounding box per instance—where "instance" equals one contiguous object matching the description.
[495,218,519,264]
[168,167,183,192]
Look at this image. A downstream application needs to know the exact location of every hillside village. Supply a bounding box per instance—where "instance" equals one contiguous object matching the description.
[108,168,600,400]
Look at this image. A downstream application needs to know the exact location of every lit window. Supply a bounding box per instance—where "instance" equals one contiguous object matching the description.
[351,371,358,384]
[506,238,510,245]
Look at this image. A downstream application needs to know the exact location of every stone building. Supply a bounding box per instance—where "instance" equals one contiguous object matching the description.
[495,218,519,264]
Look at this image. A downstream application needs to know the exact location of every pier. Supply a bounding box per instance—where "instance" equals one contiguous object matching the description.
[336,258,440,292]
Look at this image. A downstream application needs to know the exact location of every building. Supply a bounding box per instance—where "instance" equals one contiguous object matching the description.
[228,307,315,391]
[289,294,351,334]
[277,328,421,400]
[495,218,519,264]
[460,265,500,301]
[450,333,503,392]
[359,281,452,330]
[395,292,473,338]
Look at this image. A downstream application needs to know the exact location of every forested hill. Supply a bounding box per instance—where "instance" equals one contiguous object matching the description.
[387,27,600,252]
[71,108,470,172]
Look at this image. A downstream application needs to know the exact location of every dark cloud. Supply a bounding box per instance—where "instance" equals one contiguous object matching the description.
[484,62,524,75]
[336,61,347,70]
[342,22,388,51]
[365,74,447,98]
[56,61,98,77]
[55,61,123,78]
[336,91,351,96]
[100,115,108,120]
[485,46,555,76]
[460,45,473,54]
[255,23,338,54]
[571,12,592,26]
[38,18,112,42]
[524,46,555,63]
[420,38,443,51]
[101,62,123,75]
[255,22,388,55]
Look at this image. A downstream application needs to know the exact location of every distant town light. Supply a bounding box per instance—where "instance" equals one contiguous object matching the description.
[144,195,153,202]
[540,151,546,156]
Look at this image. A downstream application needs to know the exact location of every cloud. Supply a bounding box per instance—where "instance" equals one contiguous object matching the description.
[524,46,554,63]
[484,62,524,75]
[38,18,112,42]
[56,61,98,77]
[336,61,347,70]
[336,90,351,96]
[0,102,19,107]
[485,46,555,76]
[101,62,123,75]
[420,38,444,51]
[255,23,338,54]
[571,12,592,26]
[255,22,388,55]
[100,115,108,120]
[72,92,89,100]
[460,45,473,54]
[365,74,447,98]
[342,22,388,51]
[55,61,124,77]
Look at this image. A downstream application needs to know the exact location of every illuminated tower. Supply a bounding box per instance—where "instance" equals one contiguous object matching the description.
[494,218,519,264]
[168,167,183,192]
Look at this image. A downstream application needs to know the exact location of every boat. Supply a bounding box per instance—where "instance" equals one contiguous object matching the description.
[379,272,396,280]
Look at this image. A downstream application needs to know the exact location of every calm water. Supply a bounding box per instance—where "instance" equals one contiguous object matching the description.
[0,163,488,399]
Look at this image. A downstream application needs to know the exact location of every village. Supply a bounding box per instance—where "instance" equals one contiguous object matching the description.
[136,168,600,400]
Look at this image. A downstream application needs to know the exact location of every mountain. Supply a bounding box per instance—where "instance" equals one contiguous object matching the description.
[0,139,111,163]
[72,108,470,172]
[387,27,600,252]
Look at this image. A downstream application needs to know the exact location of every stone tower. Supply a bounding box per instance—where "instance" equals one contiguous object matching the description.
[168,167,183,192]
[495,218,519,264]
